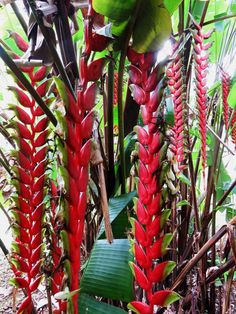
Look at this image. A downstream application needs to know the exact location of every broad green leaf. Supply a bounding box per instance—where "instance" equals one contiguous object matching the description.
[80,239,134,302]
[176,200,190,207]
[215,162,232,201]
[178,172,191,186]
[92,0,137,21]
[164,0,183,15]
[165,97,175,126]
[78,294,127,313]
[132,1,171,53]
[227,81,236,110]
[98,190,137,239]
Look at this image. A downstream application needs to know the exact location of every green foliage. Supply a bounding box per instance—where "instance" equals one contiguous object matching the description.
[98,191,136,239]
[132,0,171,53]
[78,294,127,313]
[80,239,134,302]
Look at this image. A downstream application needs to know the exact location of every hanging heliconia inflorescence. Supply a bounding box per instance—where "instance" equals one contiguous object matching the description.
[166,46,187,173]
[192,21,212,181]
[54,1,108,312]
[8,35,51,313]
[230,109,236,149]
[127,47,180,314]
[221,70,231,136]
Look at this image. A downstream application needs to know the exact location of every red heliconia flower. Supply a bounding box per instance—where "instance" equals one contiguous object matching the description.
[128,50,180,311]
[221,70,231,136]
[8,31,29,52]
[53,2,100,312]
[230,109,236,149]
[192,23,212,182]
[9,62,50,313]
[167,51,186,172]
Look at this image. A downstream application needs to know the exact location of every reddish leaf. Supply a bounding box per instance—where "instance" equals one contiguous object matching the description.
[131,218,147,247]
[33,161,45,177]
[29,275,42,292]
[149,261,176,283]
[19,197,31,214]
[138,161,151,185]
[130,84,147,105]
[87,58,106,81]
[18,138,32,157]
[33,175,45,192]
[32,204,43,221]
[14,106,32,124]
[12,241,30,259]
[91,33,109,52]
[9,87,32,108]
[130,262,150,290]
[151,290,180,307]
[147,192,162,215]
[34,105,44,116]
[32,66,47,82]
[31,219,42,235]
[148,215,161,237]
[14,256,30,273]
[9,31,29,52]
[30,259,42,278]
[33,117,48,133]
[36,81,49,97]
[79,139,92,166]
[79,167,89,193]
[19,183,31,199]
[33,147,47,163]
[135,198,150,225]
[149,234,173,259]
[31,245,42,263]
[129,65,142,85]
[134,243,150,269]
[31,233,41,249]
[81,82,97,111]
[15,122,32,139]
[128,301,152,314]
[33,130,48,147]
[17,152,31,170]
[81,111,94,139]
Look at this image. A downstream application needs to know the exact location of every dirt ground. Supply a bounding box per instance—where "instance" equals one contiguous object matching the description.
[0,250,50,313]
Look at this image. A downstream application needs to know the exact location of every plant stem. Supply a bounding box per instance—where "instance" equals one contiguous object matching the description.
[172,225,228,290]
[26,0,76,98]
[106,60,115,197]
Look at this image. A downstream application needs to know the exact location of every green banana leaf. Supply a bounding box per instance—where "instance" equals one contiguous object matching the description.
[80,239,134,302]
[132,0,172,53]
[78,294,127,313]
[98,190,136,239]
[92,0,137,21]
[164,0,183,15]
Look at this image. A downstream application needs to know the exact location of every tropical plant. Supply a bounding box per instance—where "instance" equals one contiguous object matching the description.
[0,0,235,314]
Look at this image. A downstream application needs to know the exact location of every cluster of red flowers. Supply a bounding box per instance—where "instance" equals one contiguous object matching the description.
[127,48,179,314]
[192,23,212,180]
[8,38,50,313]
[167,52,186,172]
